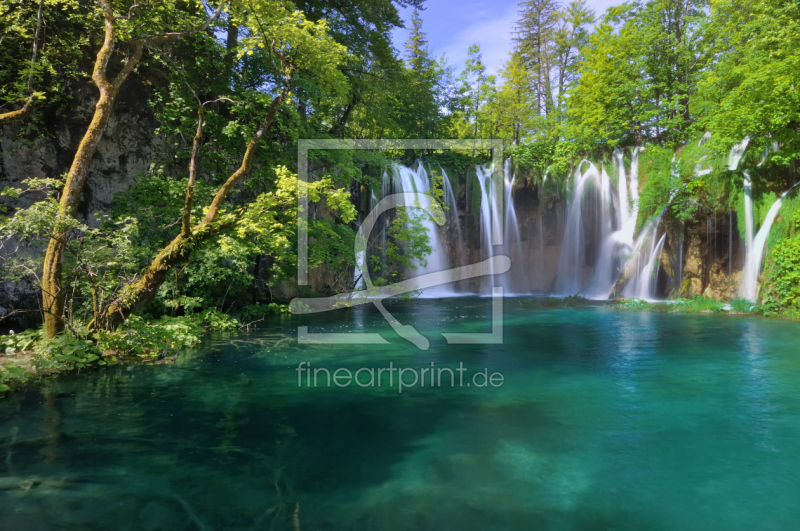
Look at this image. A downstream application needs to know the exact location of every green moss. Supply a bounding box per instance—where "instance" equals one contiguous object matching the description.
[637,144,680,226]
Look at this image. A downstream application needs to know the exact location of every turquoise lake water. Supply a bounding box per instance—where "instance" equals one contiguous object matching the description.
[2,298,800,529]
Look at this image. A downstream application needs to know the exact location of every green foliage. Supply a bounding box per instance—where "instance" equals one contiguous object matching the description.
[98,315,203,358]
[521,297,570,309]
[761,234,800,313]
[0,362,28,393]
[421,152,480,173]
[765,194,800,250]
[309,219,357,292]
[522,295,588,308]
[509,141,556,183]
[637,145,681,223]
[673,296,725,313]
[238,303,291,322]
[450,45,497,149]
[1,328,41,354]
[196,308,240,332]
[3,328,105,383]
[562,294,588,307]
[0,0,94,132]
[697,0,800,167]
[615,296,728,313]
[371,206,433,283]
[33,333,102,371]
[729,298,757,314]
[614,298,654,310]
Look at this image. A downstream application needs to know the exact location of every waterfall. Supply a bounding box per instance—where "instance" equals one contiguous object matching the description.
[503,159,521,247]
[475,164,501,290]
[588,149,642,298]
[440,167,464,273]
[354,148,721,300]
[621,229,667,300]
[554,149,648,298]
[542,166,550,194]
[392,163,454,295]
[734,136,794,301]
[728,136,751,171]
[474,162,523,293]
[729,138,753,254]
[441,167,461,238]
[739,183,800,301]
[364,160,521,296]
[555,161,609,295]
[742,171,754,262]
[678,233,683,287]
[585,166,623,298]
[727,138,755,297]
[619,156,680,299]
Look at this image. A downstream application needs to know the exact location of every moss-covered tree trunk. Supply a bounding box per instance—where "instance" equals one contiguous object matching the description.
[39,0,224,337]
[41,3,142,337]
[100,65,295,330]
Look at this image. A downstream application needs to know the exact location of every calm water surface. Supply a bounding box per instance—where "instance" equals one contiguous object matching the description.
[2,299,800,529]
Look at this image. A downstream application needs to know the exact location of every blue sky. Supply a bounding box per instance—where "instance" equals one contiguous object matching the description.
[390,0,626,76]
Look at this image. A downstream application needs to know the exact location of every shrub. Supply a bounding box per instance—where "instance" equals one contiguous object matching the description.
[98,315,203,357]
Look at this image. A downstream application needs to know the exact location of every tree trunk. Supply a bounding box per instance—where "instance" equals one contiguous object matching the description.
[42,4,142,337]
[329,94,359,137]
[183,106,204,237]
[40,0,225,337]
[100,65,295,330]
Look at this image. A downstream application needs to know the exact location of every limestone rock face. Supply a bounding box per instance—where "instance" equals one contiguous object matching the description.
[1,79,159,327]
[1,81,159,222]
[683,232,703,280]
[670,213,742,301]
[677,278,703,297]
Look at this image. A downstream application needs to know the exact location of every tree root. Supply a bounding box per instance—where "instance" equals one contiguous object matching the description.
[0,475,71,491]
[172,494,213,531]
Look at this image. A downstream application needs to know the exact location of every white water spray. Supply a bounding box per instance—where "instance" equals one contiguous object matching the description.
[739,184,800,301]
[393,163,454,295]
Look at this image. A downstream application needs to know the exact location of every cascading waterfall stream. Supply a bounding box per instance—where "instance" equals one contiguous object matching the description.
[555,148,661,299]
[618,157,679,300]
[739,183,800,301]
[621,211,669,299]
[555,161,612,295]
[441,167,461,240]
[356,143,773,301]
[473,162,524,293]
[729,137,754,261]
[392,163,455,296]
[475,164,501,289]
[587,148,644,298]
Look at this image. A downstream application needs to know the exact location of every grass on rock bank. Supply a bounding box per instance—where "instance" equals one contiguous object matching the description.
[520,295,797,319]
[612,296,764,315]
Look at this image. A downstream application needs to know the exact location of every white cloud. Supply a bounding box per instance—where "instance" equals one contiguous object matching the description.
[439,5,518,76]
[390,0,629,78]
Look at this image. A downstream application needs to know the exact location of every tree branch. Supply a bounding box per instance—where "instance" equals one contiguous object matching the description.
[183,106,204,237]
[139,1,226,46]
[98,63,297,329]
[0,0,44,125]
